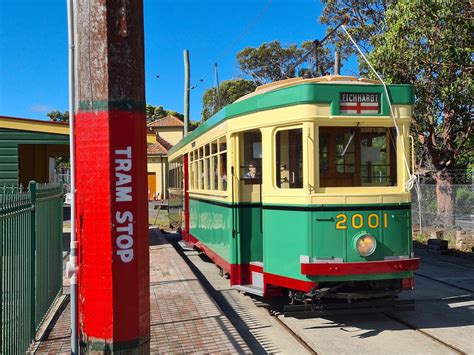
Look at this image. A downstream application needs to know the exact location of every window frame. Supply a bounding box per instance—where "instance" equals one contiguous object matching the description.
[273,125,305,190]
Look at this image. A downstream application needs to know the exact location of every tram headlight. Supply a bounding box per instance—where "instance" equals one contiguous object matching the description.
[353,233,377,257]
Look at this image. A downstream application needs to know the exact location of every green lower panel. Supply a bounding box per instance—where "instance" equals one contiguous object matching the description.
[238,206,263,264]
[263,209,312,281]
[189,198,233,263]
[264,205,412,283]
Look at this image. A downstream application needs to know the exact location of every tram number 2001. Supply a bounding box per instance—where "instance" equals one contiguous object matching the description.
[335,213,388,230]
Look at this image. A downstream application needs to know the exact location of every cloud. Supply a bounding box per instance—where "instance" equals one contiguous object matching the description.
[29,104,53,113]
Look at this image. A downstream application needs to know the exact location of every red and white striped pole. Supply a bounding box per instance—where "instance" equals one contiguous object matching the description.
[74,0,150,351]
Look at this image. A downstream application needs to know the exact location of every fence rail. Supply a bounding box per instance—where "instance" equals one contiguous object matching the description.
[0,182,64,355]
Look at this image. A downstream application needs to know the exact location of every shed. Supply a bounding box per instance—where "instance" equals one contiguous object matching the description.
[0,116,69,187]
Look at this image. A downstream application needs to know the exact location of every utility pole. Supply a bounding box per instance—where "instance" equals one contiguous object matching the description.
[184,49,190,135]
[74,0,150,351]
[214,63,221,110]
[334,51,341,75]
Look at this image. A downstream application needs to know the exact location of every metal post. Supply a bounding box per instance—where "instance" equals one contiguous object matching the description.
[28,181,37,341]
[75,0,150,351]
[214,63,221,110]
[184,49,190,135]
[65,0,78,353]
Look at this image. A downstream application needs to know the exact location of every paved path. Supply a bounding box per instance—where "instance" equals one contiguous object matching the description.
[32,229,250,353]
[276,251,474,355]
[180,239,311,354]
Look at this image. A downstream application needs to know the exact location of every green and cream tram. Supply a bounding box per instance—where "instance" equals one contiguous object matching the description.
[168,75,419,306]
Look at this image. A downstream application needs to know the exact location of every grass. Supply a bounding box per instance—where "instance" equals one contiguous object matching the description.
[149,209,171,229]
[413,228,469,251]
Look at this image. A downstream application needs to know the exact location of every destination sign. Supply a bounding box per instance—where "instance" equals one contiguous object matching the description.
[340,93,381,114]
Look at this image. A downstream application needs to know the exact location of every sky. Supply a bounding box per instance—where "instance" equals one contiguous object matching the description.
[0,0,357,122]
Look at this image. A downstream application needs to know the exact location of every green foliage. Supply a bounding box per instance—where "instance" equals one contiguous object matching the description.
[189,121,200,131]
[201,79,257,121]
[456,188,474,215]
[236,40,334,85]
[368,0,473,174]
[320,0,392,62]
[146,105,184,123]
[46,110,69,122]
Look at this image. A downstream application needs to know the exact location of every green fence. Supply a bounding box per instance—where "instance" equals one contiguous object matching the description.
[0,181,64,355]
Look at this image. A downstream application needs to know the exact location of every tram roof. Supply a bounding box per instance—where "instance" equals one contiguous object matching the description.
[169,75,413,157]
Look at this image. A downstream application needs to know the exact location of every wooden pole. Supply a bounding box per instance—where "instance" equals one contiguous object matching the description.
[334,51,341,75]
[184,49,190,135]
[75,0,150,351]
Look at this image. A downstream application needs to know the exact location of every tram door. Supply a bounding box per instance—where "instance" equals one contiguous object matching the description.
[236,130,264,275]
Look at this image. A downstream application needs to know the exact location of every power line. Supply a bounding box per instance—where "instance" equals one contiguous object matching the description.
[190,0,273,90]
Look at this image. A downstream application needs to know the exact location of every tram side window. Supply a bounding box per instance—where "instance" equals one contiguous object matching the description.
[169,162,183,189]
[241,130,262,184]
[205,144,210,190]
[189,137,227,192]
[276,128,303,189]
[219,137,227,191]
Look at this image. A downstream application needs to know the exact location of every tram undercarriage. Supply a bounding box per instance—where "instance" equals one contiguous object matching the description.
[283,278,415,317]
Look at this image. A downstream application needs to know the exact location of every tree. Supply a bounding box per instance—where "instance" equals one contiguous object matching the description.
[47,110,69,122]
[201,79,257,121]
[367,0,473,227]
[237,41,302,85]
[320,0,392,62]
[237,40,335,86]
[146,105,184,123]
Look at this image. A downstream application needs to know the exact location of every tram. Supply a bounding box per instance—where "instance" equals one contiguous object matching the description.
[168,75,420,313]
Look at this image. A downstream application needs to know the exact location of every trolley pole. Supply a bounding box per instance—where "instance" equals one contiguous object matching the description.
[74,0,150,352]
[184,49,190,135]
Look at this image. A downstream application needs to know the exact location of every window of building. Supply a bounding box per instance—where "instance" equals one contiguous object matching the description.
[276,128,303,188]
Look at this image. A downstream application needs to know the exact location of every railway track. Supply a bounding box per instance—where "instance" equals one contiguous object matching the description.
[383,312,468,355]
[415,271,474,293]
[384,269,473,355]
[419,253,474,270]
[256,267,474,355]
[266,308,318,355]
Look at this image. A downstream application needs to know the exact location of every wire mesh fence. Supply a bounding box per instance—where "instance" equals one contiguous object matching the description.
[412,170,473,232]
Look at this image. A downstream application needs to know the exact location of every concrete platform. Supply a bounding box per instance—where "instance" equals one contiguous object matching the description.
[31,229,250,353]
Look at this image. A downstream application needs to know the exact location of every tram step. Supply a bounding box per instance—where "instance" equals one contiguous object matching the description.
[178,240,195,251]
[233,284,264,297]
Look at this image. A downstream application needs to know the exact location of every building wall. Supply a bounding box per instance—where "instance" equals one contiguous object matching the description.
[147,155,168,199]
[0,128,69,186]
[154,127,183,146]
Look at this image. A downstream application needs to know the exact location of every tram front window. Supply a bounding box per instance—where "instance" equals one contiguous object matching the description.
[319,127,397,187]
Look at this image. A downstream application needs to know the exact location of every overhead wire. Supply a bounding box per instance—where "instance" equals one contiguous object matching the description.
[340,25,417,191]
[190,0,273,90]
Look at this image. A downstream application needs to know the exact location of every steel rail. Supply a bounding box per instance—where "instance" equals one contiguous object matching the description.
[383,312,467,355]
[269,311,318,355]
[419,254,474,270]
[415,272,474,293]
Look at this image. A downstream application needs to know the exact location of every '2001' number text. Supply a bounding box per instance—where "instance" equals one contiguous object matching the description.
[335,213,389,230]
